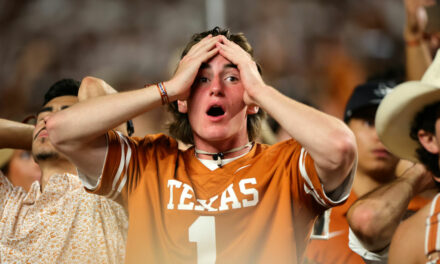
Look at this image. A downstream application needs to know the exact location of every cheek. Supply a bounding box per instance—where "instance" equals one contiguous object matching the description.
[353,131,370,154]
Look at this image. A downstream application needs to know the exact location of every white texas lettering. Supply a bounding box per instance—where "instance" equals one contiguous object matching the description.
[167,179,182,209]
[219,183,242,211]
[239,178,259,207]
[195,195,218,211]
[167,178,259,211]
[178,183,195,210]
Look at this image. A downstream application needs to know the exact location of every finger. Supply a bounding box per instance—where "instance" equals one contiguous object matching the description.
[217,41,250,66]
[216,42,237,63]
[200,47,220,63]
[188,38,221,63]
[219,35,245,51]
[186,35,221,57]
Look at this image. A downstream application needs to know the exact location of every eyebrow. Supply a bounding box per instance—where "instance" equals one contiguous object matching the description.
[199,63,238,70]
[37,105,71,116]
[224,63,238,70]
[37,106,53,116]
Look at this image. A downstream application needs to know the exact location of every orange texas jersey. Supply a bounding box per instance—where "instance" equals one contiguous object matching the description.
[305,190,429,264]
[87,131,352,264]
[305,192,364,264]
[426,193,440,263]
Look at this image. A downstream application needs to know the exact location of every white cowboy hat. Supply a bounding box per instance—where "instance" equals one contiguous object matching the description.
[375,50,440,162]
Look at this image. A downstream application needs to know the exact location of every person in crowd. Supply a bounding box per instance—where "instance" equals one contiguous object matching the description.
[304,78,433,264]
[0,79,128,264]
[344,1,440,263]
[373,50,440,264]
[45,27,357,263]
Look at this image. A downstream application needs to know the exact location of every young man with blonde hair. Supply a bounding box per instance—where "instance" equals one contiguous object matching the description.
[47,27,357,263]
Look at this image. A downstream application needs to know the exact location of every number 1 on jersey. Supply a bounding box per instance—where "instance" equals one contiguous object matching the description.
[189,216,217,264]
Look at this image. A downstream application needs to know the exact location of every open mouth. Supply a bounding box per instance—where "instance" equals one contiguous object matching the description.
[207,105,225,117]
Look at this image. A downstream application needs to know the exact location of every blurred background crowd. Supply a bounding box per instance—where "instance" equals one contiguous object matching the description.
[0,0,410,136]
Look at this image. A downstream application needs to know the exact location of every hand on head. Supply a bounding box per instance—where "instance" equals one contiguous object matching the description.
[215,35,266,107]
[169,34,221,101]
[169,34,266,110]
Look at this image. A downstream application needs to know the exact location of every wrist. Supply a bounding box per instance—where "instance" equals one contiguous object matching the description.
[249,84,273,105]
[401,165,426,195]
[404,28,426,47]
[405,33,422,46]
[163,80,181,102]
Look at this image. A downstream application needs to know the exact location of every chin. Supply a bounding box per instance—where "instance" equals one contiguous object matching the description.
[197,128,231,141]
[368,166,397,182]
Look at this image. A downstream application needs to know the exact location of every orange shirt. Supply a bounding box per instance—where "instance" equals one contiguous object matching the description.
[305,191,430,264]
[304,192,363,264]
[89,131,352,264]
[426,193,440,263]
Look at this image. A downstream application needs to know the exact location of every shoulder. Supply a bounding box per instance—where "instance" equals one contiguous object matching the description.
[255,138,302,156]
[109,131,178,149]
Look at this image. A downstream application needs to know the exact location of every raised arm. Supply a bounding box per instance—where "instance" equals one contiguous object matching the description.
[46,35,221,179]
[0,118,34,150]
[216,35,357,192]
[404,0,435,80]
[347,163,434,252]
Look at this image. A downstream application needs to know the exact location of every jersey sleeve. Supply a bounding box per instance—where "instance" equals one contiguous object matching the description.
[83,130,178,208]
[82,130,141,206]
[295,146,354,210]
[348,227,389,264]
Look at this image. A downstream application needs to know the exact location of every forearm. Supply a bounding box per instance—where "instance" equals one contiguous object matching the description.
[0,119,34,149]
[253,86,356,191]
[348,163,429,252]
[403,1,433,81]
[46,77,169,150]
[405,42,432,80]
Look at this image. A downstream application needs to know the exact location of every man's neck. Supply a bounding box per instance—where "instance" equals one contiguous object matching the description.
[39,160,77,192]
[193,134,251,160]
[195,141,252,161]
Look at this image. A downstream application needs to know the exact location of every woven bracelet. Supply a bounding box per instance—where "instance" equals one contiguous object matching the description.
[156,82,169,105]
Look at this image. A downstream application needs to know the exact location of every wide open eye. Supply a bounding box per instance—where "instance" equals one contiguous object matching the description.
[196,76,209,84]
[225,76,239,82]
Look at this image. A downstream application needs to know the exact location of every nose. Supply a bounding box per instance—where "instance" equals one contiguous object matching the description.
[209,77,224,96]
[43,115,51,125]
[371,128,384,145]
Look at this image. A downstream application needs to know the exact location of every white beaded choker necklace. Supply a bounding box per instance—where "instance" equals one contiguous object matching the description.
[195,142,253,168]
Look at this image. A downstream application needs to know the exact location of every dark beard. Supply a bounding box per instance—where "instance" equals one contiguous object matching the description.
[34,152,59,161]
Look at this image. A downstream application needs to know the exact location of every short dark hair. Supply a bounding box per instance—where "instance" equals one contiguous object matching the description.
[410,102,440,180]
[168,27,266,145]
[41,78,135,136]
[43,79,80,106]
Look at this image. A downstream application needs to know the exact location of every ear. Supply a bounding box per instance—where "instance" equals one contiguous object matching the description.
[433,175,440,185]
[246,105,259,115]
[418,129,440,154]
[177,100,188,114]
